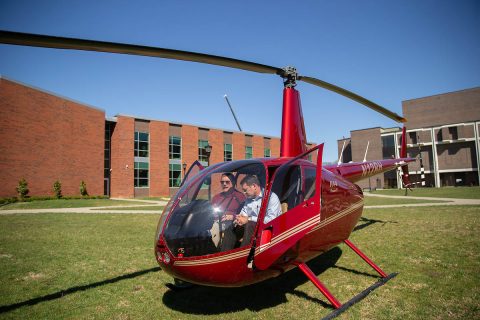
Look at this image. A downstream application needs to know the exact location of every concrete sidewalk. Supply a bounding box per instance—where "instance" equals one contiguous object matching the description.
[2,195,479,215]
[364,192,480,208]
[0,199,168,215]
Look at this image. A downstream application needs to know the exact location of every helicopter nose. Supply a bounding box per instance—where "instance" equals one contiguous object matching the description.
[155,239,172,266]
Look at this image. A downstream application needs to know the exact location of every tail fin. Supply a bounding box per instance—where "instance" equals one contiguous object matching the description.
[400,126,412,188]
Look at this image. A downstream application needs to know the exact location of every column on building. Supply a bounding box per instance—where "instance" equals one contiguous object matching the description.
[110,116,135,198]
[150,121,169,197]
[233,132,246,160]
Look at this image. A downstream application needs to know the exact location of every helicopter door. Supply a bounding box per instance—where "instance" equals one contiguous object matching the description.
[179,160,204,188]
[253,144,324,270]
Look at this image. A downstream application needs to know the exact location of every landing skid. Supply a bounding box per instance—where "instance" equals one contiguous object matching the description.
[165,278,195,291]
[321,272,398,320]
[294,239,397,319]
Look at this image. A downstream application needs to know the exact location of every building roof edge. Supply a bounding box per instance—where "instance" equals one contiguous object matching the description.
[0,75,105,113]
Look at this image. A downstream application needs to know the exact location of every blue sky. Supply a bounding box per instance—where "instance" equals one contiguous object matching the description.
[1,0,479,161]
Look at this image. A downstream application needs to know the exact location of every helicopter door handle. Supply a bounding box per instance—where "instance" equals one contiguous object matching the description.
[303,201,314,208]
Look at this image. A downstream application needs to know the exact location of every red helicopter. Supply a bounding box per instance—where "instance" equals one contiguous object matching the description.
[0,30,415,314]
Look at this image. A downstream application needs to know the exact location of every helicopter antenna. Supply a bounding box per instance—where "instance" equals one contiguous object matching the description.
[224,94,243,132]
[338,140,346,166]
[363,141,370,162]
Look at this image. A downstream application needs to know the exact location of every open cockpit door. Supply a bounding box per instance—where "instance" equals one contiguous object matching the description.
[179,160,204,188]
[253,144,324,270]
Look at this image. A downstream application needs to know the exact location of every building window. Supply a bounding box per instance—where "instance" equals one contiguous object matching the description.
[224,143,233,161]
[104,123,112,179]
[264,148,271,157]
[134,132,149,157]
[169,163,182,187]
[198,140,209,163]
[245,146,253,159]
[382,135,395,159]
[169,136,181,160]
[134,162,149,187]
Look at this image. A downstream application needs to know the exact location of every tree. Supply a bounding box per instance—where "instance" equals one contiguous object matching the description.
[53,180,62,199]
[80,180,88,196]
[16,178,29,200]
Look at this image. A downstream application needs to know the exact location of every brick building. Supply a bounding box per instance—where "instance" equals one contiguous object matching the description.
[0,76,290,198]
[338,87,480,189]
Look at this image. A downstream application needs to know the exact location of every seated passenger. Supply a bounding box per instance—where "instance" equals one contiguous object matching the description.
[210,173,245,247]
[221,174,281,250]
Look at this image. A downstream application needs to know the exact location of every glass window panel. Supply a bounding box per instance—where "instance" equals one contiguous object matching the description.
[224,143,233,161]
[169,136,182,160]
[139,141,148,151]
[138,179,149,187]
[264,148,271,157]
[245,146,253,159]
[139,132,149,141]
[198,140,209,162]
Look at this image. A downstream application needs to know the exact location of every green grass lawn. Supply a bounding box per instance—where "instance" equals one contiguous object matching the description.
[371,186,480,199]
[96,206,165,211]
[0,205,479,319]
[363,196,447,206]
[136,197,170,201]
[0,199,143,210]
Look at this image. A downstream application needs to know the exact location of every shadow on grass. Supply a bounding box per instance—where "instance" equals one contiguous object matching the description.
[162,247,342,315]
[0,266,160,314]
[353,216,398,232]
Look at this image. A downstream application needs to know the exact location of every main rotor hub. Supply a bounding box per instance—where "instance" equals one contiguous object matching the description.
[282,66,298,88]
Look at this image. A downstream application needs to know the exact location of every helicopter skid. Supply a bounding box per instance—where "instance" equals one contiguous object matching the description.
[165,278,195,291]
[321,272,398,320]
[294,239,398,318]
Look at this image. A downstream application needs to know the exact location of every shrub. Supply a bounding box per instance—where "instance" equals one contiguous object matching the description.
[80,180,88,196]
[53,180,62,199]
[16,178,29,200]
[0,197,18,205]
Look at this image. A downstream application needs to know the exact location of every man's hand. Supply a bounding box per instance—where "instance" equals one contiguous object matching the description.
[235,214,248,226]
[222,214,234,222]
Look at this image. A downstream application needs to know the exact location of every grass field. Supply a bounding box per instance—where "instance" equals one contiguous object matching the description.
[363,196,446,206]
[370,186,480,199]
[96,206,165,211]
[1,204,479,319]
[0,199,142,210]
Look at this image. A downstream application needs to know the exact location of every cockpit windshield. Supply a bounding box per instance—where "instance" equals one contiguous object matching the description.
[161,160,266,258]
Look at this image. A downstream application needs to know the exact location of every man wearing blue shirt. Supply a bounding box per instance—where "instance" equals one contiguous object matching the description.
[233,174,281,247]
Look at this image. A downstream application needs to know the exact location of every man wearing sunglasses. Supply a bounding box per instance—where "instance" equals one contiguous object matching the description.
[211,173,245,249]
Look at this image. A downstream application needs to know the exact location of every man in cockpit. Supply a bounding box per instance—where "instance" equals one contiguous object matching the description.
[222,174,281,250]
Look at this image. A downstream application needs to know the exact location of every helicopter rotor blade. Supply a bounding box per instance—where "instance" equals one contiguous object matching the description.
[298,75,406,123]
[0,30,406,123]
[0,30,284,76]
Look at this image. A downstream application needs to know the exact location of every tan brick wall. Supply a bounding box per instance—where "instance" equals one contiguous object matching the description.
[110,116,134,198]
[0,78,104,197]
[150,121,169,197]
[351,128,383,189]
[403,87,480,129]
[436,142,477,170]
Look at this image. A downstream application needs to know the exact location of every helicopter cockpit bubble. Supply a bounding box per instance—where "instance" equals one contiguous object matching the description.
[158,160,266,258]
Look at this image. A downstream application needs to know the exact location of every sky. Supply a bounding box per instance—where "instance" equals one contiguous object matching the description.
[1,0,479,162]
